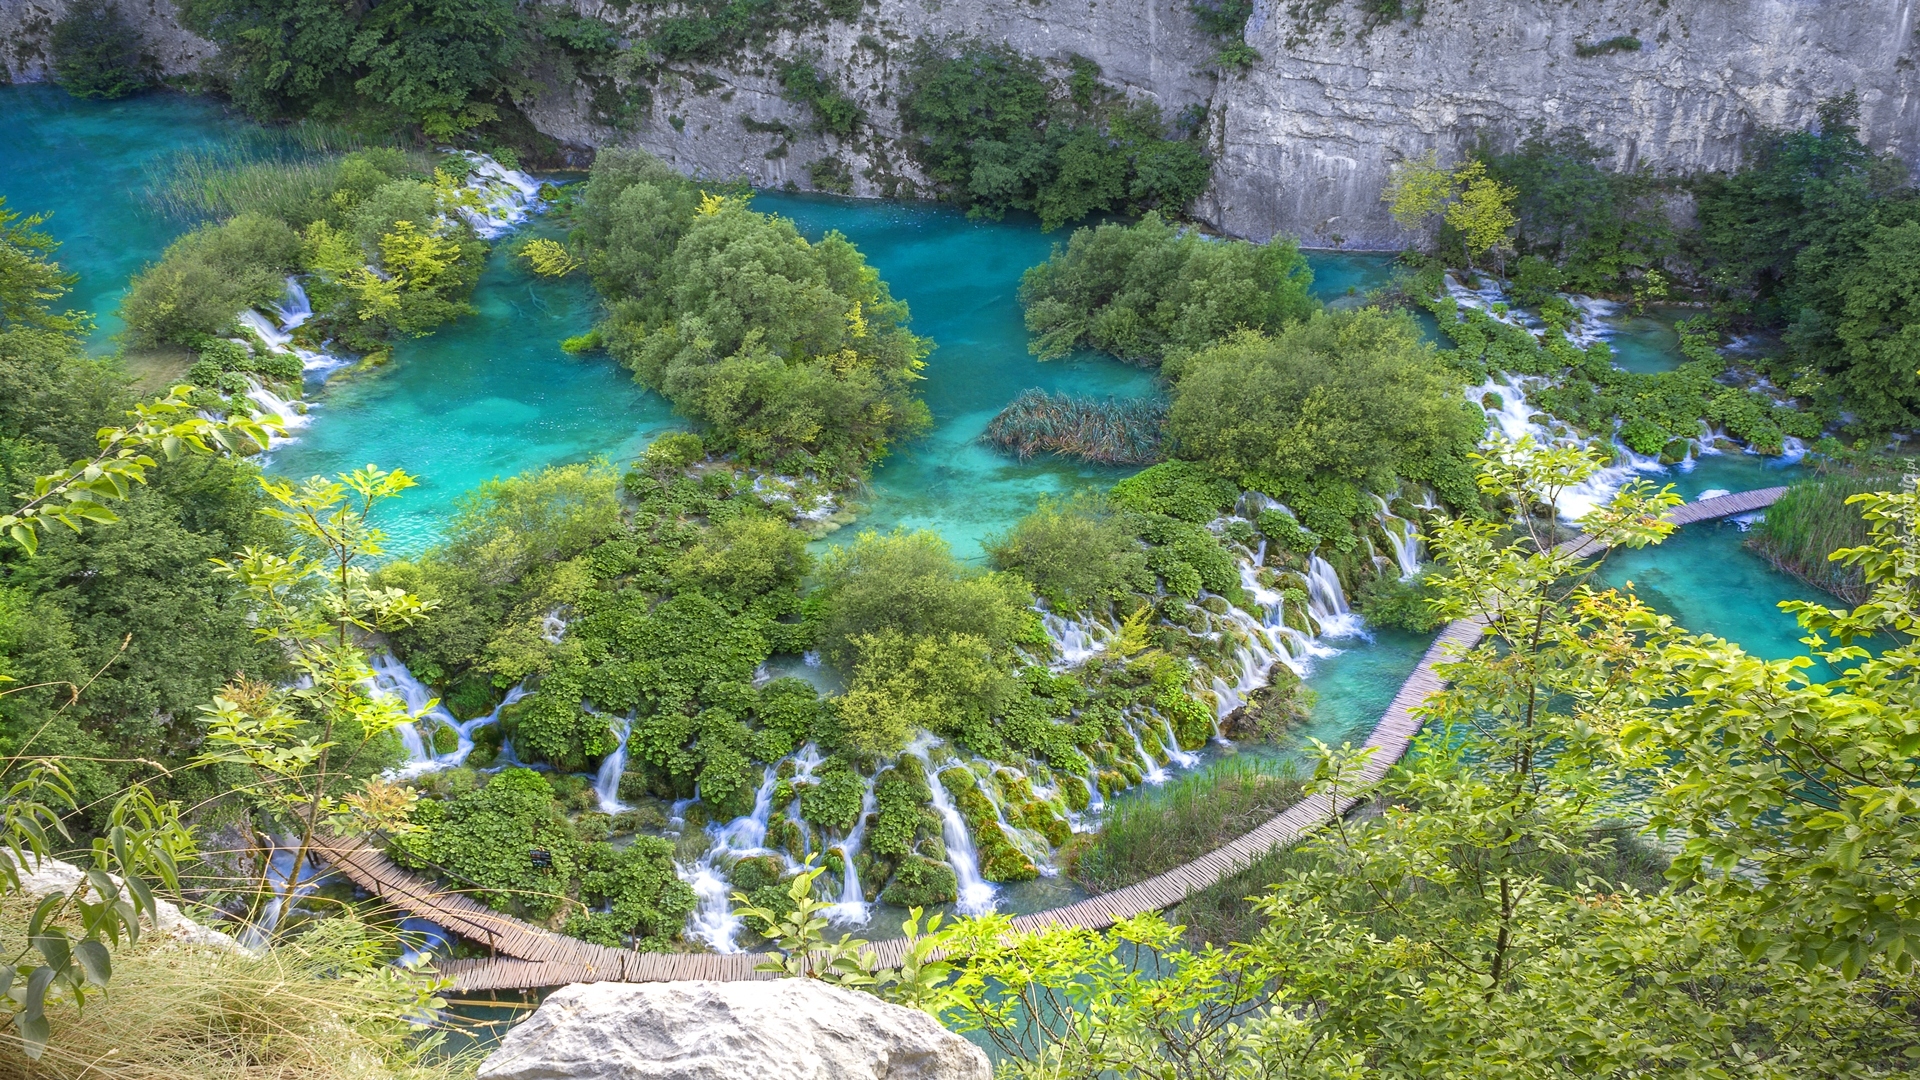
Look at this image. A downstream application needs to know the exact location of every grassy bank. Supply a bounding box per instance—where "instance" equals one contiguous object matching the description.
[1747,474,1893,604]
[1064,757,1303,896]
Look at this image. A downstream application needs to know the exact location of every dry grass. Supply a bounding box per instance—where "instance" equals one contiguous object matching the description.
[0,899,483,1080]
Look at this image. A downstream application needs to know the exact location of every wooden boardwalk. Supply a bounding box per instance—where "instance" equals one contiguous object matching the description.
[318,487,1785,992]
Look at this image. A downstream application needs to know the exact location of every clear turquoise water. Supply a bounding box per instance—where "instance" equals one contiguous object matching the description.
[0,86,256,348]
[1604,305,1690,375]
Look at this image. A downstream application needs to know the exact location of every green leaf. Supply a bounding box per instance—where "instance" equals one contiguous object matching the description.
[72,940,109,988]
[27,893,62,939]
[32,927,70,974]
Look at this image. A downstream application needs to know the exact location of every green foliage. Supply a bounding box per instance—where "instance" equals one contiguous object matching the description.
[778,56,862,137]
[939,768,1036,882]
[588,176,932,479]
[397,768,695,944]
[1477,130,1676,295]
[1695,95,1920,434]
[1018,211,1316,365]
[987,494,1151,616]
[1166,311,1484,504]
[1574,34,1642,57]
[1355,567,1445,631]
[120,214,302,346]
[1107,461,1237,524]
[180,0,524,134]
[50,0,150,100]
[880,853,957,906]
[899,44,1212,231]
[981,389,1167,465]
[641,0,861,65]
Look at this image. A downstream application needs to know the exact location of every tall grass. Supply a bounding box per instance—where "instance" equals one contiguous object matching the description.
[0,900,481,1080]
[982,389,1167,465]
[1747,474,1896,604]
[143,126,416,225]
[1066,757,1303,895]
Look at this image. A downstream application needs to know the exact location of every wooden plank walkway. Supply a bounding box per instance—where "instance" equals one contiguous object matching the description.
[316,487,1785,992]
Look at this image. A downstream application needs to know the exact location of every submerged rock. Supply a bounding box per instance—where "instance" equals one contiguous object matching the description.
[478,980,989,1080]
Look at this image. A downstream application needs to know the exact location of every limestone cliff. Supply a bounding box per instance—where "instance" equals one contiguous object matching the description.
[1,0,214,85]
[4,0,1915,247]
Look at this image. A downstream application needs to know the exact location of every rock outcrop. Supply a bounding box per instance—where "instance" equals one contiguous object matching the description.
[477,979,991,1080]
[17,855,244,952]
[1,0,215,85]
[4,0,1914,246]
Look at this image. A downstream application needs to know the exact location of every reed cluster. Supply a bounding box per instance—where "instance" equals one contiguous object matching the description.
[1065,756,1302,895]
[981,389,1167,465]
[1747,473,1894,604]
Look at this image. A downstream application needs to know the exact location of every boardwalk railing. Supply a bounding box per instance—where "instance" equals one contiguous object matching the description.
[317,487,1786,992]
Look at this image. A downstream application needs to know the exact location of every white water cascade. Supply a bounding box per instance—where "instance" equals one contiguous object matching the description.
[238,835,333,950]
[371,652,528,778]
[593,715,631,814]
[451,151,544,237]
[1039,610,1112,669]
[908,737,997,915]
[1128,727,1169,785]
[680,765,784,953]
[1373,495,1423,579]
[1473,379,1661,521]
[1305,556,1365,638]
[826,781,877,925]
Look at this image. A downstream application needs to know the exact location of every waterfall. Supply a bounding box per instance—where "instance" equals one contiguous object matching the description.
[244,279,349,376]
[1372,495,1423,579]
[243,376,307,441]
[825,780,877,925]
[908,737,996,915]
[1305,557,1365,638]
[371,652,528,778]
[593,717,630,814]
[394,916,451,968]
[1128,725,1169,785]
[1040,609,1111,669]
[1160,716,1199,769]
[238,835,332,950]
[679,764,782,954]
[540,611,567,644]
[450,151,543,238]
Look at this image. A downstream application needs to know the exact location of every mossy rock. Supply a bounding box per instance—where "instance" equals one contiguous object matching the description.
[1659,438,1691,465]
[979,841,1039,883]
[1058,773,1092,812]
[881,854,957,906]
[429,721,461,757]
[1017,800,1073,847]
[729,853,790,893]
[572,812,612,844]
[443,671,499,720]
[765,816,806,861]
[1199,596,1231,617]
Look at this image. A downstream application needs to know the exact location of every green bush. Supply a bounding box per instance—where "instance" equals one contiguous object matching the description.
[778,55,862,136]
[1019,211,1316,364]
[1107,461,1238,524]
[120,213,303,345]
[1166,310,1484,502]
[1357,568,1446,632]
[987,493,1151,615]
[880,854,957,906]
[597,186,931,479]
[51,0,150,99]
[899,44,1211,230]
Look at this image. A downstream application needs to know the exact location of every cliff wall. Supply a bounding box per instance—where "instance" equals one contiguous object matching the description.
[4,0,1915,247]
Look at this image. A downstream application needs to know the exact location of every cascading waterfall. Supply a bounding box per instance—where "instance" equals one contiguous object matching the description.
[826,781,877,924]
[1127,727,1169,784]
[1372,495,1423,579]
[450,151,543,238]
[907,737,996,915]
[239,836,332,950]
[1472,379,1656,520]
[370,652,528,778]
[680,765,782,953]
[593,715,631,814]
[1039,610,1112,669]
[1305,556,1365,638]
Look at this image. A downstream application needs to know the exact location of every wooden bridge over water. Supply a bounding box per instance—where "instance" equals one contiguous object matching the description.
[318,486,1787,992]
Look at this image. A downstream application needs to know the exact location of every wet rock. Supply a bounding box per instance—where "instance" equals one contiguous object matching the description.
[478,979,990,1080]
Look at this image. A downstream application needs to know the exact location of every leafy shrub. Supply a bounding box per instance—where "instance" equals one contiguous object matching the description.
[1019,211,1316,365]
[51,0,150,99]
[594,184,932,479]
[1166,310,1484,503]
[778,56,862,136]
[987,494,1152,615]
[1108,461,1237,523]
[899,43,1211,230]
[881,854,957,906]
[1357,569,1446,632]
[120,214,302,345]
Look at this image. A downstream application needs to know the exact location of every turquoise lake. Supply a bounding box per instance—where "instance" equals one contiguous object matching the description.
[0,85,1834,849]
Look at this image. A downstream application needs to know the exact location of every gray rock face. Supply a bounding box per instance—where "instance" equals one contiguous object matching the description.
[4,0,1913,246]
[17,855,244,952]
[477,980,991,1080]
[2,0,216,84]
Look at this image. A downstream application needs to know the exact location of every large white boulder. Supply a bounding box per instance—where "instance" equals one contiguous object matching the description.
[18,855,243,952]
[478,979,990,1080]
